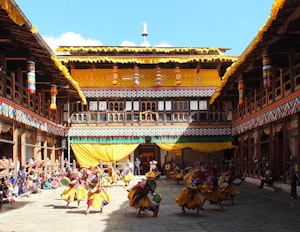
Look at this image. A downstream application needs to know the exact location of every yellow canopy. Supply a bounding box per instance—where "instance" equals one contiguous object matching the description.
[156,141,234,155]
[71,143,139,167]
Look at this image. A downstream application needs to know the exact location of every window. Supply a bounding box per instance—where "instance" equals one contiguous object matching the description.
[199,100,207,110]
[158,101,164,111]
[141,101,156,111]
[108,101,124,111]
[99,101,107,111]
[190,100,198,110]
[133,101,139,111]
[173,100,189,111]
[125,101,132,111]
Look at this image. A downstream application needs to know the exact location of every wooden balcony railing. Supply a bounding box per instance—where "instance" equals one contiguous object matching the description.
[70,110,230,126]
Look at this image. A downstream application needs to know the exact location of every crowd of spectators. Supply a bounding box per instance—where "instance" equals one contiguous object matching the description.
[0,161,63,211]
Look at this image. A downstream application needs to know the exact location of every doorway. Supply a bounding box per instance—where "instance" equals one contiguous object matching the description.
[135,144,160,175]
[141,151,155,174]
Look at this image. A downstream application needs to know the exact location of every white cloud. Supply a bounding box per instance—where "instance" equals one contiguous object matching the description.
[140,41,151,47]
[43,32,103,52]
[154,41,173,47]
[42,32,174,52]
[120,40,137,46]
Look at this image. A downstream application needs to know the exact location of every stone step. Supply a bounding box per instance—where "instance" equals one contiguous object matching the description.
[264,185,281,192]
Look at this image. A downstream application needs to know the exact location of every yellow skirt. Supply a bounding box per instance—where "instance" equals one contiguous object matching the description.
[128,188,150,209]
[124,173,134,183]
[175,187,201,209]
[201,184,224,202]
[223,184,240,196]
[87,189,111,208]
[61,186,77,202]
[76,185,88,200]
[61,185,87,202]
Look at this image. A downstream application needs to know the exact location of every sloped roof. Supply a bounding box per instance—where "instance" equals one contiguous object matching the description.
[0,0,86,104]
[209,0,300,104]
[55,46,238,65]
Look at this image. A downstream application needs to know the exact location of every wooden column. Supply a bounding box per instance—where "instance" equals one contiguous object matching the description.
[51,136,55,164]
[33,129,39,161]
[254,89,257,112]
[283,120,288,183]
[257,129,262,177]
[289,49,295,92]
[272,124,281,180]
[17,68,22,104]
[259,79,263,110]
[253,130,258,177]
[269,123,275,176]
[280,68,283,99]
[20,126,26,166]
[12,122,18,175]
[272,65,276,103]
[247,132,251,176]
[297,113,300,185]
[43,134,47,161]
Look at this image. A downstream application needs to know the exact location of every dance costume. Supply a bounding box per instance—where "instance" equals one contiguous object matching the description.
[86,173,111,214]
[175,166,203,214]
[127,171,161,217]
[61,171,87,206]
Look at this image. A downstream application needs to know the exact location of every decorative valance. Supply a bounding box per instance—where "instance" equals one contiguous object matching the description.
[70,137,145,144]
[56,46,225,55]
[151,136,233,143]
[56,56,237,65]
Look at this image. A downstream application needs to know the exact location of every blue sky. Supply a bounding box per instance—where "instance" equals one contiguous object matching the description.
[15,0,275,55]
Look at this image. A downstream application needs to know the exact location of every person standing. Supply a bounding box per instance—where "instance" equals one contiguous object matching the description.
[290,167,298,199]
[18,165,27,195]
[127,159,134,173]
[150,160,158,172]
[0,178,8,211]
[134,157,141,176]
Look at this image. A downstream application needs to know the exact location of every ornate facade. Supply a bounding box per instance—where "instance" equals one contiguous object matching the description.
[1,0,300,185]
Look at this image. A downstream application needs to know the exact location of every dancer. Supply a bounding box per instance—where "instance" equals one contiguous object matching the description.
[127,171,161,217]
[107,164,119,185]
[219,164,240,205]
[175,162,203,215]
[122,163,134,187]
[61,169,87,207]
[201,166,224,210]
[86,169,111,214]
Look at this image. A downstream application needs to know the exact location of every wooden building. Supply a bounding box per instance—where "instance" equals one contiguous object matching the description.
[1,0,300,186]
[55,46,237,172]
[0,0,85,176]
[210,0,300,183]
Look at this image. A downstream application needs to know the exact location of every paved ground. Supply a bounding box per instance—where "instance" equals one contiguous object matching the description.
[1,176,300,232]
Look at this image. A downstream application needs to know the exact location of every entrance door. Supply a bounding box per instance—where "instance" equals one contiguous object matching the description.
[141,151,155,174]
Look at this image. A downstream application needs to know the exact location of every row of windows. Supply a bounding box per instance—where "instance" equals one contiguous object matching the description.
[88,100,208,112]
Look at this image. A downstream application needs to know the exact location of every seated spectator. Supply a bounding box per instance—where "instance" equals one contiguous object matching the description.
[43,179,52,190]
[0,178,8,211]
[4,178,16,203]
[259,165,273,188]
[27,171,40,193]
